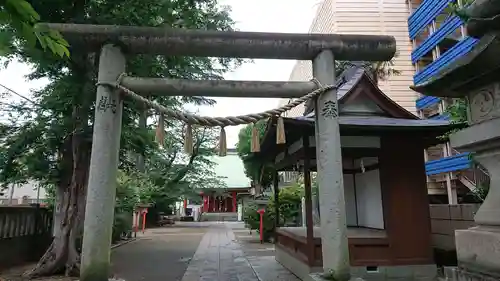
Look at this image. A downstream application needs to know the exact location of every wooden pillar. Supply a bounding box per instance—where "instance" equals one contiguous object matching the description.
[303,135,315,266]
[232,191,237,212]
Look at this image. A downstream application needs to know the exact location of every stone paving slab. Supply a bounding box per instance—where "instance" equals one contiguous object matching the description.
[182,223,300,281]
[181,226,260,281]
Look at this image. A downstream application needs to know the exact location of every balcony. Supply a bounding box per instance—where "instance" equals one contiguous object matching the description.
[412,16,463,63]
[416,95,441,110]
[408,0,451,40]
[425,153,472,175]
[429,113,450,120]
[414,36,478,84]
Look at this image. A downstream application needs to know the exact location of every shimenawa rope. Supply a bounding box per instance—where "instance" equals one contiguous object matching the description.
[97,74,337,155]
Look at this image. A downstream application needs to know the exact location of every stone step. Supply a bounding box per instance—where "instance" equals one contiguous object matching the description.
[201,212,238,222]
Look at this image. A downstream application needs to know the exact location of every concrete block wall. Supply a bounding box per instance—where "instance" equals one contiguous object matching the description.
[429,204,480,251]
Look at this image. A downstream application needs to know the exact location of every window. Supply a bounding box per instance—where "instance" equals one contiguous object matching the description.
[416,48,434,71]
[437,26,463,55]
[426,144,446,162]
[413,23,433,50]
[419,102,440,118]
[435,6,454,30]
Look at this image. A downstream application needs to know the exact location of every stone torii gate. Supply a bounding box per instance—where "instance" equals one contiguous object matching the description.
[43,23,396,281]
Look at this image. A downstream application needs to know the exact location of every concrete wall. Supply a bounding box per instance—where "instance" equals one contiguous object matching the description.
[0,206,53,270]
[429,204,480,251]
[281,0,417,117]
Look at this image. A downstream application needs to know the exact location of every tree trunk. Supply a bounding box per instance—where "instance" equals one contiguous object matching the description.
[26,140,90,277]
[27,100,91,277]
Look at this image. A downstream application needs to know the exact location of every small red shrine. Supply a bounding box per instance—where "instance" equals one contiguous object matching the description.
[199,188,248,213]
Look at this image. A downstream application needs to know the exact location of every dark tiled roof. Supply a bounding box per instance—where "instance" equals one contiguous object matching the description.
[304,63,365,115]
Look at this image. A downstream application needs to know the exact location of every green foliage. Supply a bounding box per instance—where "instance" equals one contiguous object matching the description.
[242,202,275,241]
[446,0,475,21]
[267,182,303,226]
[335,54,401,85]
[0,0,240,248]
[112,212,133,243]
[446,98,468,124]
[0,0,69,57]
[236,120,274,188]
[243,183,304,242]
[0,0,239,189]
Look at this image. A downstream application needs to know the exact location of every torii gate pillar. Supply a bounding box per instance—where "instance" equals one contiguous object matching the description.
[313,50,349,279]
[80,44,125,281]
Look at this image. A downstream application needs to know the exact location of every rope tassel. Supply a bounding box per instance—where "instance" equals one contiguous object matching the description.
[218,126,227,157]
[184,123,193,155]
[155,114,165,147]
[251,123,260,152]
[276,116,286,144]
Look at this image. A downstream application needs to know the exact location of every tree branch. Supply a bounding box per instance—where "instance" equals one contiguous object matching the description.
[167,127,207,185]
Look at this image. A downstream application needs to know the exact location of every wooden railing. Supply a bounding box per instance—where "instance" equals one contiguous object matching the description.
[0,206,53,269]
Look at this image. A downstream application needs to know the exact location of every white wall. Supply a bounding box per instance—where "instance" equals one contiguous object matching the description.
[343,157,385,229]
[0,181,46,205]
[355,169,384,229]
[344,174,357,226]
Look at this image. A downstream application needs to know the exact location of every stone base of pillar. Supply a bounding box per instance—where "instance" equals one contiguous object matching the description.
[455,226,500,280]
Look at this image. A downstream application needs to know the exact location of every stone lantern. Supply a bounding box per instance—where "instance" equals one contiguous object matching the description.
[412,0,500,279]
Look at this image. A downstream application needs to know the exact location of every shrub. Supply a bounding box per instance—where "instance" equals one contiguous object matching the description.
[112,212,133,243]
[243,182,303,242]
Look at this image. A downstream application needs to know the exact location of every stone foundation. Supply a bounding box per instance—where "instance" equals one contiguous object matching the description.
[444,266,500,281]
[440,227,500,281]
[455,227,500,274]
[275,246,437,281]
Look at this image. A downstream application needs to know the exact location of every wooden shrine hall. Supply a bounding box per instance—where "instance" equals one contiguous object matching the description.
[257,66,457,281]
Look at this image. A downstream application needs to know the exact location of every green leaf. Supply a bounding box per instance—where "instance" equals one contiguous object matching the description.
[6,0,40,22]
[21,22,37,47]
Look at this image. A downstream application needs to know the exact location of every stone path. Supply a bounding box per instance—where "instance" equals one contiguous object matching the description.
[181,225,259,281]
[181,223,299,281]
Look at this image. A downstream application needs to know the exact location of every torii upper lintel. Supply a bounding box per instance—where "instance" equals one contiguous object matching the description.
[40,23,396,61]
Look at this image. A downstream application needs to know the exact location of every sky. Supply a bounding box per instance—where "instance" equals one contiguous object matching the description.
[0,0,320,147]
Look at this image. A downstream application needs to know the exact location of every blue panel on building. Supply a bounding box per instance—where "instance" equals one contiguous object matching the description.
[414,37,478,84]
[411,16,463,63]
[425,153,472,175]
[429,113,450,120]
[416,95,441,110]
[408,0,451,40]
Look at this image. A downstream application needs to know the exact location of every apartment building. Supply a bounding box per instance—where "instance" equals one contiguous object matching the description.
[280,0,489,202]
[408,0,489,203]
[280,0,417,117]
